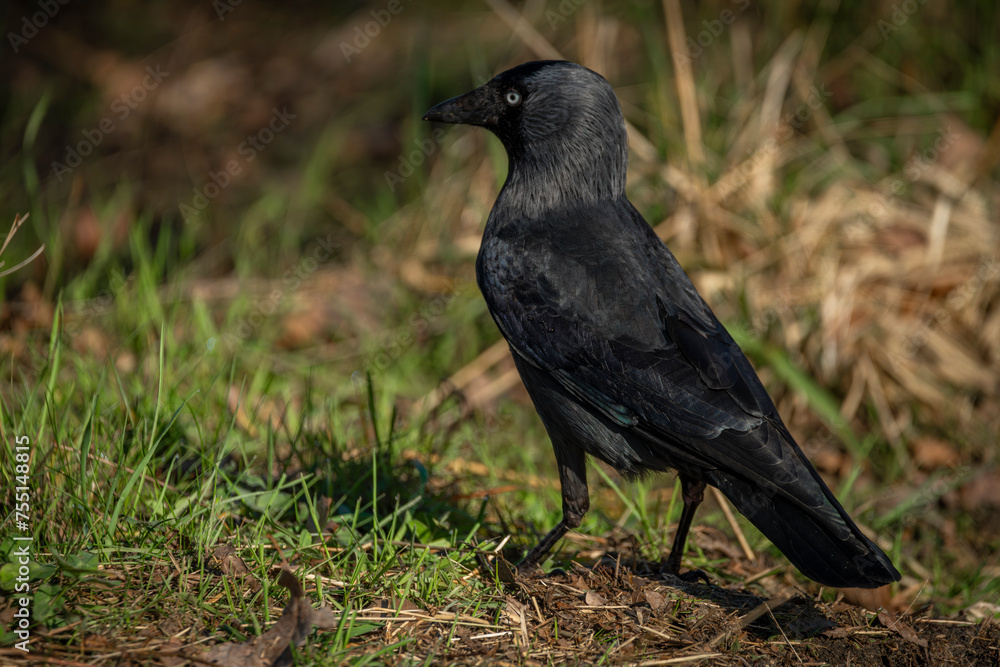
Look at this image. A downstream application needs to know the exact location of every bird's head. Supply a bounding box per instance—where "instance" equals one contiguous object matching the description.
[424,61,629,209]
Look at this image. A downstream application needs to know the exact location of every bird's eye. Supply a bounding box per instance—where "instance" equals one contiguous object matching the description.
[505,90,522,106]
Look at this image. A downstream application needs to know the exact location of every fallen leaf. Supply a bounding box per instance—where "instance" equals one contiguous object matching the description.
[643,589,666,612]
[199,567,337,667]
[82,634,113,649]
[959,471,1000,511]
[878,609,928,647]
[965,601,1000,621]
[812,447,846,475]
[208,544,259,591]
[822,626,852,639]
[67,207,102,262]
[911,437,961,469]
[70,326,109,357]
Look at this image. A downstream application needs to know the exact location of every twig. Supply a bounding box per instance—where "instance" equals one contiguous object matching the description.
[0,213,45,278]
[710,486,756,563]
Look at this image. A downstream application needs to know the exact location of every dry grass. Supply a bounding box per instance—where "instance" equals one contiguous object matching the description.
[405,1,1000,472]
[3,1,999,665]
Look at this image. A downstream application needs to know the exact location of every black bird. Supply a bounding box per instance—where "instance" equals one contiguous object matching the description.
[424,60,900,588]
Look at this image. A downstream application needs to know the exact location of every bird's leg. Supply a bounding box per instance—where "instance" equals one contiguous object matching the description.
[519,442,589,571]
[663,475,709,582]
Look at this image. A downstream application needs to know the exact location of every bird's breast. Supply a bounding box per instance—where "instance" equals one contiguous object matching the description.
[476,218,667,353]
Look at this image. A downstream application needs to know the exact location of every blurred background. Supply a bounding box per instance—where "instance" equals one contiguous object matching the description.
[2,0,999,619]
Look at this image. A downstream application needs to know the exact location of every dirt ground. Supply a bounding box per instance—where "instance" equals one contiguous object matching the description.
[4,547,998,666]
[361,557,1000,666]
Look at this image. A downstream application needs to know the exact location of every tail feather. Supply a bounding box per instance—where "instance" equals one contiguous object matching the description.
[708,470,900,588]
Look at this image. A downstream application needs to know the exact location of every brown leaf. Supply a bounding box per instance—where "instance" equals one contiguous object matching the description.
[199,567,336,667]
[911,437,961,470]
[584,591,606,607]
[70,326,110,357]
[475,551,518,586]
[821,626,852,639]
[503,598,529,645]
[156,637,188,667]
[965,601,1000,621]
[71,207,103,262]
[227,385,257,438]
[277,309,325,349]
[959,471,1000,511]
[363,597,422,614]
[878,609,928,647]
[209,544,258,588]
[812,447,847,475]
[643,589,666,612]
[82,634,113,649]
[568,574,590,592]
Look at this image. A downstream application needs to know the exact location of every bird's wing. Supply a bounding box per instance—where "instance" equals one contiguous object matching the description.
[480,200,816,491]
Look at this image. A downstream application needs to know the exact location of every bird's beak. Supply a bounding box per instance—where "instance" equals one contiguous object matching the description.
[423,87,497,127]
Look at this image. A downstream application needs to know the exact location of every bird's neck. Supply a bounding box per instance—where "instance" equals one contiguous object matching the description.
[497,146,628,219]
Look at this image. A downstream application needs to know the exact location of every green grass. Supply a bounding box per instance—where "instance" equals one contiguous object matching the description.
[3,1,999,662]
[0,223,746,655]
[0,304,502,657]
[1,117,996,661]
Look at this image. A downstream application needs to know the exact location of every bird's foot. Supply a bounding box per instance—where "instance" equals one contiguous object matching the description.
[661,561,711,585]
[517,548,559,576]
[673,568,711,585]
[515,558,542,575]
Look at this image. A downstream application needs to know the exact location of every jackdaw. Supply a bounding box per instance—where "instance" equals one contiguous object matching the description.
[424,60,900,588]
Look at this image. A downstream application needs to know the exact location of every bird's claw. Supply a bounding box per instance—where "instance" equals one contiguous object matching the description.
[515,557,542,575]
[676,568,711,584]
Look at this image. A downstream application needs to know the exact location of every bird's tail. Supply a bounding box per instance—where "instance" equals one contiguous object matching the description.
[706,463,900,589]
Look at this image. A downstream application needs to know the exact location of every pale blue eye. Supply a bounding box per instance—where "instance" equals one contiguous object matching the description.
[506,90,522,106]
